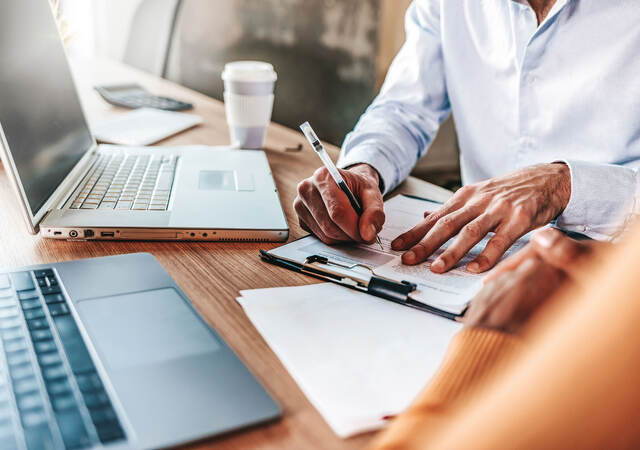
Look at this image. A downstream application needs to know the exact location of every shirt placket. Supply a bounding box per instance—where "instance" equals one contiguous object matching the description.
[515,0,571,166]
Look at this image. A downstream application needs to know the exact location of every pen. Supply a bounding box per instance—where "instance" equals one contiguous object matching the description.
[300,121,383,249]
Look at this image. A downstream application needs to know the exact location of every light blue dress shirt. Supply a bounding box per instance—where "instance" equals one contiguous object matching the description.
[338,0,640,240]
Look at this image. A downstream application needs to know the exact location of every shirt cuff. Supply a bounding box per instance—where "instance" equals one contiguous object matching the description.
[556,160,638,240]
[337,144,398,195]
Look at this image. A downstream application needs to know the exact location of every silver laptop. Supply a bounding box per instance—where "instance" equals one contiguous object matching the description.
[0,0,289,242]
[0,252,282,450]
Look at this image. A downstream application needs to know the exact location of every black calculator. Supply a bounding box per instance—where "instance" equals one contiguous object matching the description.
[94,83,193,111]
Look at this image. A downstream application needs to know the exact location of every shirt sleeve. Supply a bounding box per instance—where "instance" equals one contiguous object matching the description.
[337,0,451,194]
[556,160,640,240]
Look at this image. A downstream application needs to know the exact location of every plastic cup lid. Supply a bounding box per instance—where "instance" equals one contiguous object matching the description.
[222,61,277,83]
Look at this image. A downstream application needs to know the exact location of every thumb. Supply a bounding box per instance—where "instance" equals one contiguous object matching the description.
[358,185,385,243]
[531,228,594,277]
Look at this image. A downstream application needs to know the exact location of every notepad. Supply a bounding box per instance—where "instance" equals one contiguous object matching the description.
[237,283,462,438]
[92,108,203,146]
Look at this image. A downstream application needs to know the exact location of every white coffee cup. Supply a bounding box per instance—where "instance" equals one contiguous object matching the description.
[222,61,277,149]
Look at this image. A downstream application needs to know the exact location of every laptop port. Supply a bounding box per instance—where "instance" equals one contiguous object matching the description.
[53,231,62,236]
[84,230,94,238]
[68,230,78,238]
[100,231,115,237]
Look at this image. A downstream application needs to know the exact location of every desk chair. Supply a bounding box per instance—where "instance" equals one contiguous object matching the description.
[123,0,183,77]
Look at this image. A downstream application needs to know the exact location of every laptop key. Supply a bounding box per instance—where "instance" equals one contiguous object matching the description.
[13,377,40,396]
[0,318,22,330]
[55,409,92,449]
[16,393,43,411]
[52,316,95,374]
[20,299,41,310]
[76,373,102,393]
[0,308,19,320]
[18,290,38,301]
[9,273,34,291]
[84,390,109,408]
[51,394,76,412]
[48,303,70,317]
[23,308,45,321]
[42,364,66,381]
[6,350,31,366]
[30,329,53,342]
[115,202,132,210]
[44,294,65,305]
[10,364,35,381]
[40,286,61,295]
[3,338,27,353]
[34,339,57,354]
[27,318,49,331]
[96,421,125,444]
[46,379,72,397]
[89,405,117,425]
[1,328,23,342]
[23,423,55,450]
[38,352,62,367]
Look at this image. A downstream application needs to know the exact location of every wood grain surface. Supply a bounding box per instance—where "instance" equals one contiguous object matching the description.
[0,57,452,450]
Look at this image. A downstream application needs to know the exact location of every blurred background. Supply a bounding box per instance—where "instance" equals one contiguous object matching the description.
[59,0,460,189]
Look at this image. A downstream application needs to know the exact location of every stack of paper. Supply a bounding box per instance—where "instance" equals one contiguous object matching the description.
[237,283,462,438]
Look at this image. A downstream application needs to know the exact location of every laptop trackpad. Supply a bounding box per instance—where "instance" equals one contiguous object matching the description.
[76,288,220,371]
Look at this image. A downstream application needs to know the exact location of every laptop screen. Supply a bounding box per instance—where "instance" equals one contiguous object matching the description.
[0,0,94,216]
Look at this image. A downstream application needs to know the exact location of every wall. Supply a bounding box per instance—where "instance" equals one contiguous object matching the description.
[168,0,382,145]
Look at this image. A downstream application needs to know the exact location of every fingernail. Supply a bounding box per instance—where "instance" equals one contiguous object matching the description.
[392,238,404,249]
[534,229,560,249]
[467,262,480,273]
[431,258,445,272]
[403,250,416,264]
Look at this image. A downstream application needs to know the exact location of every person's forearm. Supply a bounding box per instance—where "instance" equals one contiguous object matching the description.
[337,1,450,194]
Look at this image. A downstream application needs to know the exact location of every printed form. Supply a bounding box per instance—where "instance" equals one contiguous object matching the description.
[270,195,529,313]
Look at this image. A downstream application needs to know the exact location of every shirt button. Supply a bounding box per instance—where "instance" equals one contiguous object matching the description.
[520,137,535,149]
[527,74,538,85]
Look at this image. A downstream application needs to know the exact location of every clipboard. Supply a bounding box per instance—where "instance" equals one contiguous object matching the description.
[259,194,466,322]
[259,250,464,321]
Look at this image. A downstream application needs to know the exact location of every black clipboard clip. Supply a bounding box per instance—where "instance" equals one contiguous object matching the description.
[260,251,464,321]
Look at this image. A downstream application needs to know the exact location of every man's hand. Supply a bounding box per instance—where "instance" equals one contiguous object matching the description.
[464,228,606,333]
[293,164,385,245]
[391,163,572,273]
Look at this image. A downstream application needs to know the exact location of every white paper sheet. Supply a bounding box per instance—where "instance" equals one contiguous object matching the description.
[270,195,529,313]
[237,283,462,438]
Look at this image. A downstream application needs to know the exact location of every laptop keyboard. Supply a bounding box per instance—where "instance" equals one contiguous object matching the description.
[0,270,125,449]
[69,153,178,211]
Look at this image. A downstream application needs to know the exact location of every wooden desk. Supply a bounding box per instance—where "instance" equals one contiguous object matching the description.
[0,57,452,450]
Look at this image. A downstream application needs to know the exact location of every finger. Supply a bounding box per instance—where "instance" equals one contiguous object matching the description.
[464,271,516,328]
[293,198,338,245]
[402,206,482,265]
[431,213,499,273]
[299,182,351,242]
[391,192,471,250]
[467,223,527,273]
[530,228,597,276]
[313,171,361,242]
[357,185,385,243]
[483,244,536,283]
